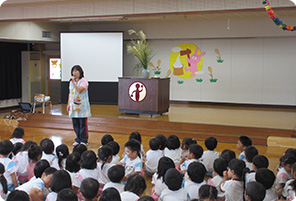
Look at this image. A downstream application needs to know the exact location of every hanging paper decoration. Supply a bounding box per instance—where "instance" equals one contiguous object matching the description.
[262,0,296,31]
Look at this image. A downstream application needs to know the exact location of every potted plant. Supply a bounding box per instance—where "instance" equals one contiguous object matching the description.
[149,59,161,75]
[127,29,155,79]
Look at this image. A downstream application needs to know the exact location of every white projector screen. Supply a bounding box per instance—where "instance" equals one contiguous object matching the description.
[61,32,123,82]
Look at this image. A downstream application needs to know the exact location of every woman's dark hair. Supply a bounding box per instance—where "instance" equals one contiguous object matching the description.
[57,188,78,201]
[181,137,197,150]
[244,146,258,163]
[199,184,218,201]
[155,134,167,150]
[220,149,236,165]
[189,144,203,159]
[0,140,14,156]
[56,144,69,169]
[124,174,146,196]
[228,159,249,201]
[98,146,113,169]
[34,159,50,178]
[255,168,275,189]
[80,178,100,200]
[99,187,121,201]
[280,153,296,166]
[71,65,84,79]
[252,155,269,169]
[125,139,141,158]
[73,144,87,156]
[129,131,142,143]
[213,158,227,177]
[164,168,183,191]
[51,170,72,193]
[187,162,206,183]
[157,157,175,181]
[149,138,161,150]
[106,141,120,156]
[7,190,30,201]
[81,150,97,169]
[138,196,154,201]
[166,135,180,150]
[66,152,81,173]
[101,134,114,146]
[108,165,125,183]
[20,141,37,152]
[28,144,42,162]
[40,138,54,154]
[12,142,23,156]
[205,137,218,151]
[0,163,8,194]
[11,127,25,138]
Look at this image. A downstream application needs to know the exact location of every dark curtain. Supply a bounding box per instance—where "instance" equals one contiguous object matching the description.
[0,42,27,100]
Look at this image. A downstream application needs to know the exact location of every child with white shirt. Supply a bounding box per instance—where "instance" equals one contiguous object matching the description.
[282,162,296,200]
[201,137,220,175]
[0,140,18,191]
[207,158,227,201]
[255,168,278,201]
[151,157,175,200]
[55,144,69,170]
[40,138,59,170]
[117,139,142,178]
[219,159,248,201]
[65,152,81,184]
[159,168,190,201]
[80,178,100,201]
[145,138,163,177]
[164,135,182,166]
[120,174,146,201]
[184,162,207,200]
[244,146,258,171]
[106,141,120,164]
[155,134,167,151]
[237,136,252,162]
[245,181,266,201]
[129,132,145,161]
[179,144,203,176]
[181,138,197,158]
[103,165,125,193]
[246,155,269,184]
[10,127,25,145]
[46,170,72,201]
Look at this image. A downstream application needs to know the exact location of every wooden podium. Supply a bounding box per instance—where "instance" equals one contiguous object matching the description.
[118,77,170,115]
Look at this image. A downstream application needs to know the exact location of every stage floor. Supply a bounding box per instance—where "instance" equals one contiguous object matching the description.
[47,103,296,130]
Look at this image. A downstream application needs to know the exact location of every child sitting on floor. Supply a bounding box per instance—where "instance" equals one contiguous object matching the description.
[40,138,59,170]
[180,138,196,158]
[164,135,182,166]
[244,145,258,171]
[199,184,218,201]
[10,127,25,145]
[201,137,220,176]
[237,136,252,162]
[255,168,278,201]
[106,141,120,164]
[145,138,163,177]
[283,162,296,200]
[245,181,266,201]
[246,155,269,183]
[103,165,125,193]
[120,174,146,201]
[46,170,72,201]
[80,178,100,201]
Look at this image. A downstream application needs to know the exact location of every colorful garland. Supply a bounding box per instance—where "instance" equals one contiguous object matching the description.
[262,0,296,31]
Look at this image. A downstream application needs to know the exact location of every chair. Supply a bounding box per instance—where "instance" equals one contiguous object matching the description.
[32,94,52,114]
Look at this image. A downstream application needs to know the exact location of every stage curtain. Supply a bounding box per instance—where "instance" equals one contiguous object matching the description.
[0,42,27,100]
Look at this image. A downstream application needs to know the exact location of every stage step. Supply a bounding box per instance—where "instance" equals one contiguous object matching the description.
[19,114,294,146]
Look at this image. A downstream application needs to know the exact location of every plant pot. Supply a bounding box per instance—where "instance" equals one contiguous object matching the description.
[154,71,161,75]
[142,69,150,79]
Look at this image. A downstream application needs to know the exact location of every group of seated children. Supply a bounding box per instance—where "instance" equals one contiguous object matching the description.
[0,127,296,201]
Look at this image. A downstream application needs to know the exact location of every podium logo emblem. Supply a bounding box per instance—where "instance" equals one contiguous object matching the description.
[129,82,147,102]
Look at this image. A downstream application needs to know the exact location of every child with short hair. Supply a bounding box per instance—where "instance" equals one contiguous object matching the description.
[151,157,175,200]
[245,181,266,201]
[120,174,147,201]
[103,165,125,193]
[0,140,18,191]
[164,135,182,166]
[72,143,87,155]
[101,134,114,146]
[159,168,190,201]
[80,178,100,201]
[219,159,249,201]
[184,162,207,199]
[99,187,121,201]
[255,168,277,201]
[201,137,220,175]
[57,188,78,201]
[276,153,296,195]
[155,134,167,151]
[12,143,23,157]
[40,138,59,170]
[244,146,258,171]
[179,144,203,178]
[55,144,69,170]
[27,144,43,180]
[117,139,142,177]
[129,131,145,161]
[10,127,25,145]
[207,158,228,200]
[65,152,81,184]
[46,170,72,201]
[145,138,163,177]
[0,163,8,199]
[246,155,269,183]
[220,149,236,165]
[282,162,296,200]
[199,185,218,201]
[6,190,30,201]
[181,137,197,157]
[237,136,252,162]
[106,141,120,164]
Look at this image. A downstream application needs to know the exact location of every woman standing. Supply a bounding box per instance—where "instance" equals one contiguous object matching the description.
[67,65,91,146]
